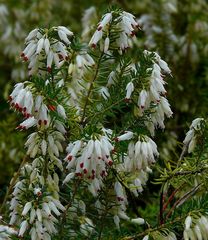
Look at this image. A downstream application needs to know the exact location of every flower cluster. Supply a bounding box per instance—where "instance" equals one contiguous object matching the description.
[116,131,159,171]
[93,180,145,229]
[9,83,33,118]
[125,135,159,171]
[25,130,65,159]
[183,118,205,153]
[89,10,140,52]
[10,164,65,239]
[184,215,208,240]
[124,50,172,135]
[0,224,17,239]
[21,26,73,74]
[9,82,67,130]
[64,130,114,195]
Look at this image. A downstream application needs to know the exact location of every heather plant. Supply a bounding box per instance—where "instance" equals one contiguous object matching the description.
[1,3,208,240]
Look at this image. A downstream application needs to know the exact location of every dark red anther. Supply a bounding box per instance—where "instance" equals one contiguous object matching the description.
[111,148,117,154]
[97,25,102,31]
[23,56,28,61]
[130,31,135,37]
[91,43,96,49]
[108,160,113,166]
[124,98,130,103]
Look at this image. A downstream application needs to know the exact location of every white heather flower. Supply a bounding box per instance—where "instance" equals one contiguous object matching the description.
[17,117,37,130]
[125,82,134,100]
[25,130,64,159]
[57,104,67,119]
[194,225,203,240]
[107,71,116,86]
[36,38,44,54]
[22,202,32,216]
[80,218,94,236]
[89,10,139,51]
[9,85,34,118]
[183,118,204,153]
[89,30,103,48]
[143,235,149,240]
[115,131,134,142]
[104,37,110,53]
[18,220,28,237]
[124,136,159,171]
[97,13,112,31]
[113,215,120,229]
[21,27,73,74]
[47,50,54,72]
[131,218,145,225]
[34,95,43,112]
[57,29,71,45]
[99,86,110,100]
[44,38,50,55]
[37,104,48,126]
[63,172,75,184]
[0,225,17,239]
[58,26,73,37]
[138,90,148,109]
[25,28,39,42]
[114,181,125,201]
[185,216,192,230]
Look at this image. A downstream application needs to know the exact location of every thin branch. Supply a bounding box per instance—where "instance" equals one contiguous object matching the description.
[165,183,202,220]
[80,52,104,125]
[120,215,186,240]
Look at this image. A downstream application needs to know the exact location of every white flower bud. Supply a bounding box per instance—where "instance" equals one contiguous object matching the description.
[22,202,32,216]
[44,38,50,55]
[185,216,192,230]
[142,236,149,240]
[36,38,44,54]
[63,172,75,184]
[18,220,28,237]
[104,37,110,53]
[57,104,66,119]
[131,218,145,225]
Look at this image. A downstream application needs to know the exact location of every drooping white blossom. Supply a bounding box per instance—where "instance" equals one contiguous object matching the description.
[183,118,204,153]
[124,135,159,171]
[21,26,73,74]
[89,10,140,52]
